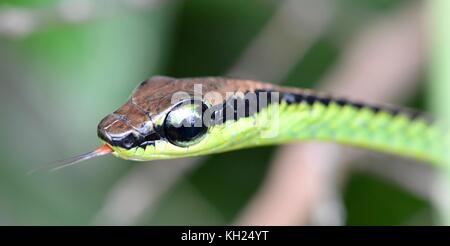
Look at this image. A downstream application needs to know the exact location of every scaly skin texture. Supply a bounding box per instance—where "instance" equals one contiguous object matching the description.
[272,101,444,164]
[97,76,447,166]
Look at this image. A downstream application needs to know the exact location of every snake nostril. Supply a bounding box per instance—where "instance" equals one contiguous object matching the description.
[97,115,117,143]
[97,128,111,143]
[96,114,141,149]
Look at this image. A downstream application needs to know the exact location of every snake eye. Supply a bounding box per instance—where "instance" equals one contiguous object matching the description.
[164,100,208,147]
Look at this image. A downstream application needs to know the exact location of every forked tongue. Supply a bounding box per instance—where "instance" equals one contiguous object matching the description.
[28,144,113,175]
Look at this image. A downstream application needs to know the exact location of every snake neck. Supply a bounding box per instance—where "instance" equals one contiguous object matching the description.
[249,89,446,166]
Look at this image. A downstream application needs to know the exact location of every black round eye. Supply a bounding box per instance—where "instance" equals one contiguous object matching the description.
[120,133,137,149]
[164,101,208,147]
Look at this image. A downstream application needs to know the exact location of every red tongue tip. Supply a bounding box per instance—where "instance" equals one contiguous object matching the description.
[97,144,113,155]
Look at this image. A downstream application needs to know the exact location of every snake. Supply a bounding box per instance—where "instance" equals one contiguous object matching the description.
[48,76,448,171]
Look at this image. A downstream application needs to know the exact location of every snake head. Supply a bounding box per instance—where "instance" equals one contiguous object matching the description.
[96,76,278,161]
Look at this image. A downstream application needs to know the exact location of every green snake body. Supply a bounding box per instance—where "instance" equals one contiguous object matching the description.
[265,100,443,164]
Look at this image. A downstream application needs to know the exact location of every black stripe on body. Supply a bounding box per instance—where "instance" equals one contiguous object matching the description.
[207,90,431,125]
[207,90,280,125]
[280,91,430,123]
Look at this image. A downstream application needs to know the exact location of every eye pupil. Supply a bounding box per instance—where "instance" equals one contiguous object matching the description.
[164,101,208,147]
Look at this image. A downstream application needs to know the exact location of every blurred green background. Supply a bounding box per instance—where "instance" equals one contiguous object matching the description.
[0,0,443,225]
